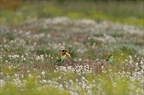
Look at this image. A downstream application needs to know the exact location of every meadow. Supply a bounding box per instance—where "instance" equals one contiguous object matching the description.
[0,0,144,95]
[0,0,144,26]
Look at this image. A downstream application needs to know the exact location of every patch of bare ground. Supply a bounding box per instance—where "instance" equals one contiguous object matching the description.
[16,59,113,75]
[16,63,55,76]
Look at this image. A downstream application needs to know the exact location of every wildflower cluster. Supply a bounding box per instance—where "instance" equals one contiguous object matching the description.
[0,17,143,95]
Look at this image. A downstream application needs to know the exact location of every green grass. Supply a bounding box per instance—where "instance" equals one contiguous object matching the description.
[1,64,143,95]
[1,78,69,95]
[0,1,143,26]
[0,1,144,94]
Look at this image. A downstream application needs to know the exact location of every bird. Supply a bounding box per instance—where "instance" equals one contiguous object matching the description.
[57,50,73,64]
[106,55,113,63]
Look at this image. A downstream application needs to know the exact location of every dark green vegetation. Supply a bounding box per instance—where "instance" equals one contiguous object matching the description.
[0,0,144,26]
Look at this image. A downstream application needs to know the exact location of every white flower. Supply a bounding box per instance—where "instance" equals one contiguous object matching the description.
[135,63,139,66]
[54,70,57,73]
[101,66,104,69]
[78,58,82,61]
[69,79,73,85]
[14,74,19,77]
[59,84,63,88]
[67,66,72,70]
[41,79,47,83]
[41,71,45,75]
[47,80,52,84]
[0,79,5,88]
[28,74,33,78]
[82,76,86,80]
[58,76,62,79]
[61,66,67,72]
[76,79,79,82]
[109,69,112,72]
[112,82,117,87]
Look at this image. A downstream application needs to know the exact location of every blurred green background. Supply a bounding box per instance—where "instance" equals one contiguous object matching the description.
[0,0,144,26]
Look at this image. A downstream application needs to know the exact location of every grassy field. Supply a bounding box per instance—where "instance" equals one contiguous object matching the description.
[0,1,144,26]
[0,1,144,95]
